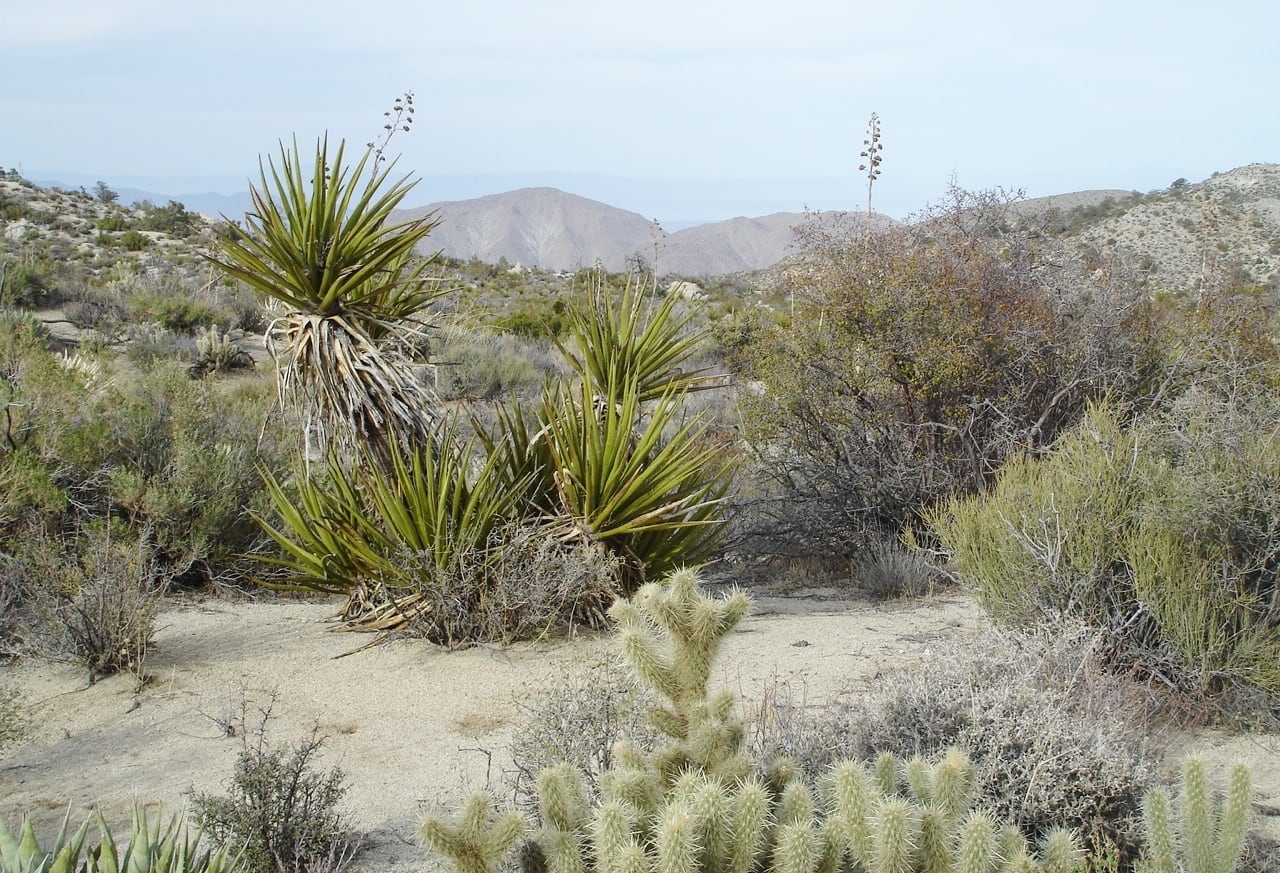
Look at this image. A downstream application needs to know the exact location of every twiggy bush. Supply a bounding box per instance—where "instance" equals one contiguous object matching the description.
[507,660,660,813]
[37,528,168,682]
[929,396,1280,708]
[725,191,1168,562]
[769,630,1159,868]
[423,569,1085,873]
[0,804,245,873]
[193,705,356,873]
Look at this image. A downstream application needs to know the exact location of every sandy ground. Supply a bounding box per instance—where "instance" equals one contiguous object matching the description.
[2,589,1278,872]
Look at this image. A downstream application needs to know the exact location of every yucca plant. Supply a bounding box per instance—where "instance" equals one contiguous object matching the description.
[207,136,443,467]
[557,274,718,403]
[0,805,244,873]
[254,419,533,640]
[540,374,730,590]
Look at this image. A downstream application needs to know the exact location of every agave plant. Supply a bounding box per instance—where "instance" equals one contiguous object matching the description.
[0,805,244,873]
[207,136,444,466]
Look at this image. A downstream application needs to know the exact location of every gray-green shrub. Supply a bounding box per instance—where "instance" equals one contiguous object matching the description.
[929,396,1280,706]
[193,710,356,873]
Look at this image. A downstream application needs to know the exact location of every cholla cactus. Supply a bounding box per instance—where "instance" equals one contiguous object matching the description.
[423,569,1087,873]
[192,325,252,377]
[1138,757,1251,873]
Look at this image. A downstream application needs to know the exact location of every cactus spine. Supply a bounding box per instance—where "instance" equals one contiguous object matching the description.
[1138,757,1251,873]
[423,569,1092,873]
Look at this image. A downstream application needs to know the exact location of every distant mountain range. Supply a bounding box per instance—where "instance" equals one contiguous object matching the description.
[396,188,883,276]
[28,164,1280,284]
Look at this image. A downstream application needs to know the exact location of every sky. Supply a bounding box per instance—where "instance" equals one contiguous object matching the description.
[3,0,1277,223]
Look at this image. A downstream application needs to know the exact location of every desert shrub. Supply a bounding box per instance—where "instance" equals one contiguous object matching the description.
[0,259,53,306]
[434,326,551,401]
[102,369,290,586]
[32,527,168,681]
[120,229,152,250]
[852,534,942,598]
[64,292,131,342]
[780,630,1160,868]
[0,322,289,586]
[506,658,660,812]
[137,199,200,237]
[194,708,357,873]
[724,190,1172,562]
[491,295,571,339]
[127,292,227,334]
[96,214,128,232]
[929,396,1280,710]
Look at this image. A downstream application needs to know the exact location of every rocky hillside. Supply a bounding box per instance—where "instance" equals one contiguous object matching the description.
[1017,165,1280,294]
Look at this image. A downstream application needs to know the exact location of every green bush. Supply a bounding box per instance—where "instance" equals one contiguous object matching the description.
[120,229,151,251]
[434,327,551,402]
[0,320,290,588]
[0,260,53,306]
[126,292,225,333]
[929,396,1280,707]
[137,200,199,237]
[193,712,357,873]
[96,214,128,232]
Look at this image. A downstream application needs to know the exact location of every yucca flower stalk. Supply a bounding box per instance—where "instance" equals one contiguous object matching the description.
[207,136,444,468]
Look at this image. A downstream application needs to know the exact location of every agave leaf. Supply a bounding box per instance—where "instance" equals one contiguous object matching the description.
[16,819,42,870]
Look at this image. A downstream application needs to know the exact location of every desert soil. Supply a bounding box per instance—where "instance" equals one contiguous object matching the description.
[2,588,1278,872]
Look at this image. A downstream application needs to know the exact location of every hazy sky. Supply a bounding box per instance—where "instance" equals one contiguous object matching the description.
[3,0,1276,222]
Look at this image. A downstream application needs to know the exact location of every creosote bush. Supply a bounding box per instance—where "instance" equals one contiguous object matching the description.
[725,192,1167,562]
